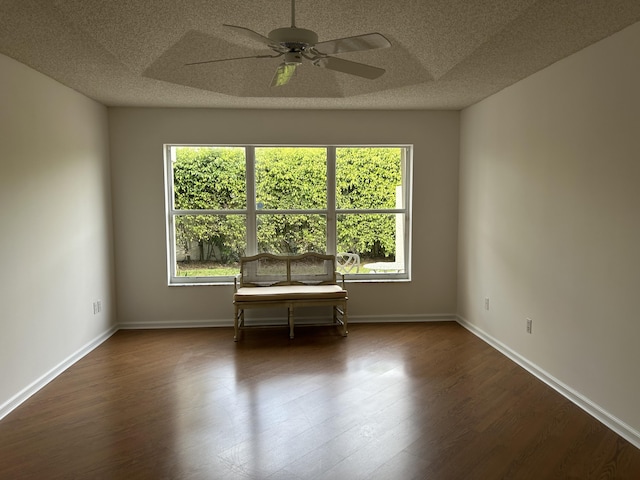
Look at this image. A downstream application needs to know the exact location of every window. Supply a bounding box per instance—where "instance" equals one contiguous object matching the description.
[165,145,412,284]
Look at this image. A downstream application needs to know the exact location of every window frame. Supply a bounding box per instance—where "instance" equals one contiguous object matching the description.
[164,144,413,285]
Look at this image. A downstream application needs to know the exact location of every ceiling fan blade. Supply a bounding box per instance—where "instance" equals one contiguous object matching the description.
[270,62,298,87]
[314,33,391,55]
[223,24,274,47]
[313,56,385,79]
[185,54,280,66]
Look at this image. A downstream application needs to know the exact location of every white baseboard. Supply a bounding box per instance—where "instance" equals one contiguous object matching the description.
[350,313,456,323]
[119,319,230,329]
[118,313,456,330]
[456,315,640,450]
[0,326,118,422]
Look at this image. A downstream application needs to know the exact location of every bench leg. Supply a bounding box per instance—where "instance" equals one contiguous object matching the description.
[288,305,294,339]
[342,301,349,337]
[234,305,240,341]
[234,307,245,342]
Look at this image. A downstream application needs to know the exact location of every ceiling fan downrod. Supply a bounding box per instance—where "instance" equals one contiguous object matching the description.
[268,0,317,49]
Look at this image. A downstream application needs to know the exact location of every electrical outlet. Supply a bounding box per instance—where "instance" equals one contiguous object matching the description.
[484,297,490,310]
[526,318,532,334]
[92,300,103,315]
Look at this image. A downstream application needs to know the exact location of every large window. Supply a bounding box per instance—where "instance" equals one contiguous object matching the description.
[165,145,412,284]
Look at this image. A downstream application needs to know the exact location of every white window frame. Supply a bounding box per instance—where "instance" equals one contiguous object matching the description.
[164,144,413,285]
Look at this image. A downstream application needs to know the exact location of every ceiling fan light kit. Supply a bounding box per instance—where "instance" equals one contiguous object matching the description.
[187,0,391,87]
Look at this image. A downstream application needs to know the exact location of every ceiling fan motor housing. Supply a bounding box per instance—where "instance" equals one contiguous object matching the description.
[269,27,318,52]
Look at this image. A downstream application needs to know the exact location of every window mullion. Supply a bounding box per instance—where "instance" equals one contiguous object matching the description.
[246,146,257,255]
[165,145,177,281]
[254,209,327,215]
[327,146,336,255]
[173,209,246,215]
[335,208,406,215]
[403,146,412,275]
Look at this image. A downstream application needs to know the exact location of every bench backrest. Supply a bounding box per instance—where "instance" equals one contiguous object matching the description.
[238,253,337,287]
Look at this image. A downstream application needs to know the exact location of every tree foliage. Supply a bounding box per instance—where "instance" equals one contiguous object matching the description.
[255,148,327,254]
[173,147,246,262]
[172,146,402,262]
[336,148,401,256]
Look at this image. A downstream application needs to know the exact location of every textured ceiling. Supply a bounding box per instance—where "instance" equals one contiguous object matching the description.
[1,0,639,110]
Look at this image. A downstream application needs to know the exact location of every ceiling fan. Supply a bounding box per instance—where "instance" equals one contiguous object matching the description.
[185,0,391,87]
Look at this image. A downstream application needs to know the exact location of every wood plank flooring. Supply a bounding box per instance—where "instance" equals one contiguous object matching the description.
[1,323,639,479]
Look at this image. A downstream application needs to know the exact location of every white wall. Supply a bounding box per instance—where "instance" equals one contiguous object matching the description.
[108,109,460,326]
[3,16,638,446]
[458,22,640,439]
[0,54,116,416]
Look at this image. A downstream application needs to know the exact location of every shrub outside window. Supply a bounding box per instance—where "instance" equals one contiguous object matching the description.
[165,145,412,284]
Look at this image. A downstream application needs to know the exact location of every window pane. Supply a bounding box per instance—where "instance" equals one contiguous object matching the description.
[172,146,246,210]
[255,147,327,210]
[174,214,246,277]
[336,147,404,209]
[337,213,405,274]
[257,214,327,255]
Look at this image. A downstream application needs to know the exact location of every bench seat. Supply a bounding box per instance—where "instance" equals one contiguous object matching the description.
[235,284,347,302]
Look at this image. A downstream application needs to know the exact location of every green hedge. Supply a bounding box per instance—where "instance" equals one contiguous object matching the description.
[173,146,401,262]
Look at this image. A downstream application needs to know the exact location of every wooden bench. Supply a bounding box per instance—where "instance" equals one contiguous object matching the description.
[233,253,348,341]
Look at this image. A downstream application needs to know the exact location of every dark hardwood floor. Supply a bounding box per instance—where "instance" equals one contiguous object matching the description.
[1,323,639,479]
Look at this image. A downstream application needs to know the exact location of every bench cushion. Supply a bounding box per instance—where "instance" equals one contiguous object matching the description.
[235,284,347,303]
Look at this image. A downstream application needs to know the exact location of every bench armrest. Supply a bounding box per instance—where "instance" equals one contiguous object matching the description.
[336,271,346,289]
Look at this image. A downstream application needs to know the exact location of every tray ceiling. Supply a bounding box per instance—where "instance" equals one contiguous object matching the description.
[1,0,639,109]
